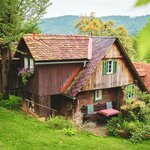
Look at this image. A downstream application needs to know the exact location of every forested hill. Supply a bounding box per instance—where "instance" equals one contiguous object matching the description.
[39,15,150,35]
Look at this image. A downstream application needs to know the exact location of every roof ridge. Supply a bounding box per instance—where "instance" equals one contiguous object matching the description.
[24,34,89,37]
[91,36,116,39]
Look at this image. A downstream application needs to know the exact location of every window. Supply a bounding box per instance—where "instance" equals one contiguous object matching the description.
[127,84,135,99]
[103,60,117,75]
[94,90,103,102]
[106,60,113,74]
[24,57,28,69]
[24,57,34,71]
[30,59,34,70]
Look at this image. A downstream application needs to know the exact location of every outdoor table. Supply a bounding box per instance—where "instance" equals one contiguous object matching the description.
[97,108,120,117]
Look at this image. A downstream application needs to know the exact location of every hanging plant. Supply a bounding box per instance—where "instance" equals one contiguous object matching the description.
[18,68,34,85]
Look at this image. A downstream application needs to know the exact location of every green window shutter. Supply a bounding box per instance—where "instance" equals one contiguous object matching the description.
[102,61,107,75]
[113,61,117,73]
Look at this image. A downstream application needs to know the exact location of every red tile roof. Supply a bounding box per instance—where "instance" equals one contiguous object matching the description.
[133,62,150,92]
[64,37,116,97]
[23,34,90,61]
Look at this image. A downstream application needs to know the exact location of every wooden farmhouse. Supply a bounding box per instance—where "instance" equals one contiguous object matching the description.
[13,34,150,120]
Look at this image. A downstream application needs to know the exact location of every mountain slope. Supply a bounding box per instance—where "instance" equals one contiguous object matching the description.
[39,15,150,35]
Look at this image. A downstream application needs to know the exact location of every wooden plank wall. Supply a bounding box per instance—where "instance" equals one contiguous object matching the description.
[82,43,134,91]
[25,65,40,96]
[38,63,82,96]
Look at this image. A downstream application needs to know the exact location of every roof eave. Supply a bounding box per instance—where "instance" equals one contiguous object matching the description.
[34,59,89,65]
[115,38,148,92]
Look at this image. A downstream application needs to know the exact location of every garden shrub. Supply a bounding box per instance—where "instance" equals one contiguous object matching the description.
[108,116,123,136]
[139,92,150,104]
[108,116,149,142]
[138,105,150,123]
[47,116,74,130]
[0,95,22,110]
[130,124,150,143]
[108,88,150,143]
[0,93,2,100]
[63,128,77,136]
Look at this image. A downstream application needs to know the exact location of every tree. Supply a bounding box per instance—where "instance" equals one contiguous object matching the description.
[135,0,150,62]
[74,15,134,56]
[0,0,51,99]
[135,0,150,6]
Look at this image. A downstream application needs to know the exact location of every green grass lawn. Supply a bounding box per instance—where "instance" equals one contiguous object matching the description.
[0,107,150,150]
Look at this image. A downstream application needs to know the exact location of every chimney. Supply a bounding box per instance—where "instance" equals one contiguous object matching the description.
[88,37,92,59]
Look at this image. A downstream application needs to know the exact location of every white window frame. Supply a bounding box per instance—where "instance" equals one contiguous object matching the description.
[30,58,34,71]
[95,90,103,102]
[24,57,34,71]
[127,84,135,99]
[106,60,113,74]
[24,57,28,69]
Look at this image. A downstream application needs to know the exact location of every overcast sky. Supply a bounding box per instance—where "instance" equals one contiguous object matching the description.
[44,0,150,18]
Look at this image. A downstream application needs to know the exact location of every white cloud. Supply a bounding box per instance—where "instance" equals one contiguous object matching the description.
[44,0,150,18]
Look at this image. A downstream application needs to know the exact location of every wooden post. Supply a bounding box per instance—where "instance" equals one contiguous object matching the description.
[116,88,124,109]
[39,95,51,118]
[24,98,57,118]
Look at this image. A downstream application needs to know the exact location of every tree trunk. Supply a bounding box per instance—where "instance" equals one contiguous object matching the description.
[1,47,11,100]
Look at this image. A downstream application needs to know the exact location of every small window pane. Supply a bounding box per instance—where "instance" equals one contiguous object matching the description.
[95,90,102,101]
[106,61,113,74]
[127,84,135,99]
[30,59,34,70]
[24,58,28,69]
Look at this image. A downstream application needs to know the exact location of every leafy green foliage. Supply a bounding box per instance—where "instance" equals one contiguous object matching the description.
[108,116,123,136]
[138,104,150,123]
[0,95,21,110]
[0,93,2,100]
[0,0,51,44]
[18,67,34,85]
[130,124,150,143]
[137,21,150,61]
[63,128,77,136]
[108,114,150,142]
[140,92,150,104]
[108,86,150,143]
[47,116,74,130]
[135,0,150,6]
[134,0,150,62]
[74,15,134,56]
